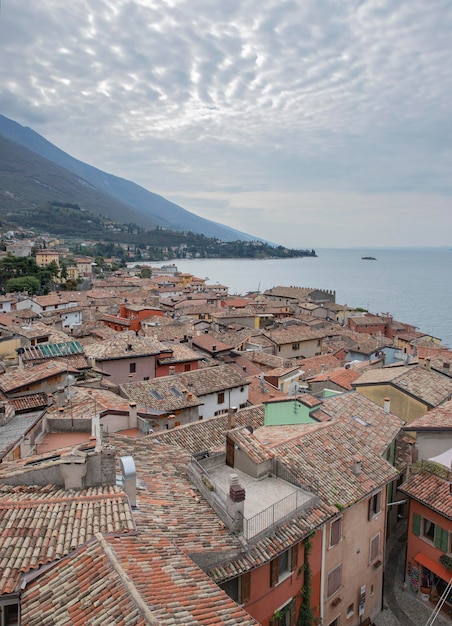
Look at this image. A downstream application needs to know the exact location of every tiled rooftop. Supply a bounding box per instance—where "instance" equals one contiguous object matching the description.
[84,331,168,360]
[399,469,452,519]
[21,532,259,625]
[353,364,452,407]
[0,484,135,595]
[151,405,264,454]
[404,399,452,430]
[0,361,78,394]
[309,391,405,454]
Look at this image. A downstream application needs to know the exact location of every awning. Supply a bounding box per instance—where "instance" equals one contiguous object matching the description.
[414,552,452,582]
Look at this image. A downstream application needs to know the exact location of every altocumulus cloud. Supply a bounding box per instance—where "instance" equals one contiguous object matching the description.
[1,0,452,247]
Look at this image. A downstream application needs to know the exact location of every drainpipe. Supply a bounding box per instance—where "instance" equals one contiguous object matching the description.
[320,524,326,625]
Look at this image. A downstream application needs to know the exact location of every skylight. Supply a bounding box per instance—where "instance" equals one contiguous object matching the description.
[352,415,370,427]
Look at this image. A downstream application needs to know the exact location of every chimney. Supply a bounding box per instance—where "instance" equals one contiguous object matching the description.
[444,362,450,371]
[212,345,217,352]
[228,406,238,430]
[128,402,137,428]
[119,455,137,508]
[0,402,6,426]
[226,474,245,532]
[57,386,66,408]
[352,456,362,476]
[169,365,176,375]
[384,398,391,413]
[425,358,431,370]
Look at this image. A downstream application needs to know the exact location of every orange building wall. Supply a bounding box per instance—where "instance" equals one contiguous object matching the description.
[243,530,322,626]
[405,500,452,592]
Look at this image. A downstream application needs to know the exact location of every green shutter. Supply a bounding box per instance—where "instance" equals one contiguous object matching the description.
[433,524,448,550]
[413,513,421,536]
[439,527,449,553]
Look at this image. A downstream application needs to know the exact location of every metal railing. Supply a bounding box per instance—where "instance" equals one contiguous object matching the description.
[240,490,316,540]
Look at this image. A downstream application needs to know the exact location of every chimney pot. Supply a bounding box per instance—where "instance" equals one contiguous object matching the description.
[384,398,391,413]
[352,457,362,476]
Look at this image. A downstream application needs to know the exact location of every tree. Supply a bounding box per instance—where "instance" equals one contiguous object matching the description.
[139,267,152,279]
[6,276,41,295]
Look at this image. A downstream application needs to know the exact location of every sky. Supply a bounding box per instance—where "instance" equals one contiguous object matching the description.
[1,0,452,248]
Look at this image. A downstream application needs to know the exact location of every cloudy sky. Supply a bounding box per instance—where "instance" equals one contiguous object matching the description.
[1,0,452,248]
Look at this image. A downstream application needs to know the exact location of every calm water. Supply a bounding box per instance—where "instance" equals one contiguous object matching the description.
[140,248,452,347]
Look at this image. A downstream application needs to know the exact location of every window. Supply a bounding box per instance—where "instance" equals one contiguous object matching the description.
[270,545,298,587]
[292,343,299,350]
[217,392,225,404]
[330,517,342,547]
[219,572,251,604]
[184,364,191,372]
[413,513,449,551]
[346,603,355,618]
[129,362,136,374]
[327,564,342,598]
[370,533,381,563]
[368,490,382,519]
[328,617,339,626]
[270,599,297,626]
[423,518,436,541]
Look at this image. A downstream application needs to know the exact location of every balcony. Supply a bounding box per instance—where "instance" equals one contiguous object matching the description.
[188,453,318,541]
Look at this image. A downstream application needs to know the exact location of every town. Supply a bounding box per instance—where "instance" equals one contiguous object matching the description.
[1,240,452,626]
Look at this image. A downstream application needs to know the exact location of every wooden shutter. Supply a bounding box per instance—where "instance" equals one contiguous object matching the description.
[270,557,279,587]
[434,525,449,552]
[290,599,297,624]
[370,534,380,562]
[291,543,299,570]
[240,572,251,604]
[412,512,421,536]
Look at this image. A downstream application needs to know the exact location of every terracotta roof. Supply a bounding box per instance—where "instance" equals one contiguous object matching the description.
[404,399,452,431]
[84,331,168,361]
[21,532,258,625]
[263,286,318,301]
[120,377,203,412]
[0,484,135,595]
[265,326,325,345]
[106,433,335,583]
[309,362,370,390]
[272,420,398,509]
[353,364,452,407]
[309,391,405,455]
[169,364,249,397]
[0,361,78,394]
[191,333,232,353]
[228,426,274,464]
[150,405,264,454]
[399,469,452,519]
[157,342,201,364]
[8,393,49,413]
[298,354,341,380]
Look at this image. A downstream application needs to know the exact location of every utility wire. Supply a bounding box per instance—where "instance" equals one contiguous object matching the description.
[424,576,452,626]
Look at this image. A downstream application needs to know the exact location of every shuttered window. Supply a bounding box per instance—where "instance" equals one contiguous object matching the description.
[368,490,382,520]
[330,518,342,547]
[370,533,380,562]
[434,525,449,552]
[241,572,251,603]
[327,564,342,598]
[413,512,421,536]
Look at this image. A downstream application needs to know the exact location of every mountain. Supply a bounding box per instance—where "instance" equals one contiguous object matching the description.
[0,115,257,242]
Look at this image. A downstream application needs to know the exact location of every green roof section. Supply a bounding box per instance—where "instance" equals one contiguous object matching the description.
[38,341,84,358]
[264,398,320,426]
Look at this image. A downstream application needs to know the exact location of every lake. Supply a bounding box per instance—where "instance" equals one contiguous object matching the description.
[134,247,452,347]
